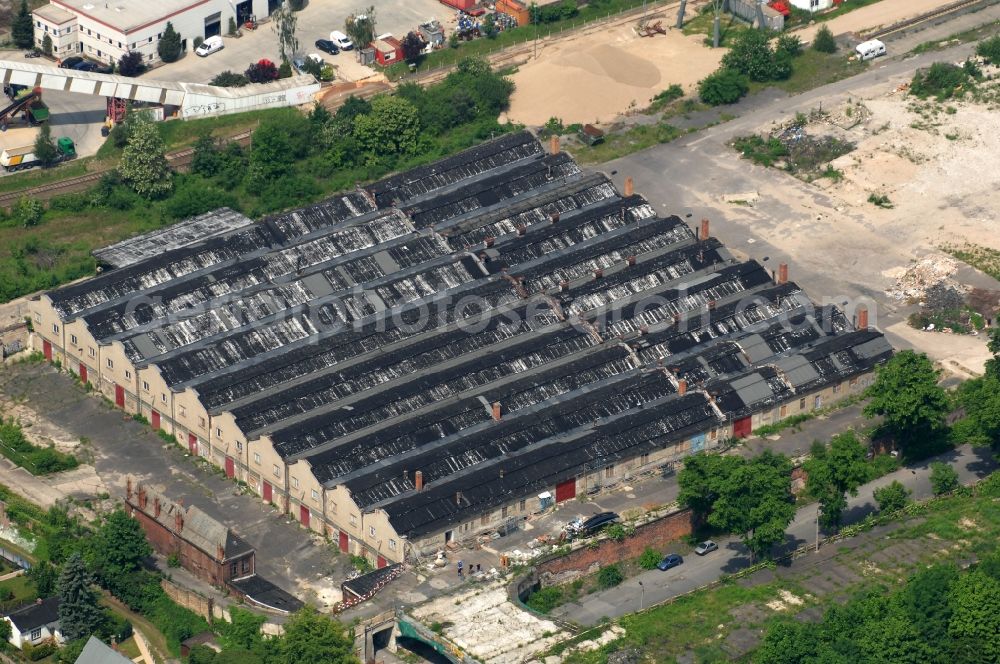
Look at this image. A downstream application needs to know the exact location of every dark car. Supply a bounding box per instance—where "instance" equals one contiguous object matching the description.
[315,39,339,55]
[580,511,620,535]
[657,553,683,571]
[72,61,111,73]
[59,56,84,69]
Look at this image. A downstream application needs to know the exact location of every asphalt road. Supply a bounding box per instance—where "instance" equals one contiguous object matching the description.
[553,443,998,625]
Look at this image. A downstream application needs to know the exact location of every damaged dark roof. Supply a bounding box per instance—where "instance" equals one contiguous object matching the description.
[49,131,893,542]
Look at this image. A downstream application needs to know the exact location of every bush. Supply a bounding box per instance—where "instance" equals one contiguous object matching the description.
[163,178,239,220]
[158,22,182,63]
[699,68,749,105]
[525,586,564,613]
[976,34,1000,64]
[910,62,971,100]
[246,59,279,84]
[13,197,43,227]
[777,34,803,58]
[48,193,90,212]
[813,25,837,53]
[929,462,959,495]
[639,547,662,570]
[597,564,623,589]
[210,70,250,87]
[722,29,778,82]
[23,641,57,661]
[873,480,910,513]
[118,51,144,77]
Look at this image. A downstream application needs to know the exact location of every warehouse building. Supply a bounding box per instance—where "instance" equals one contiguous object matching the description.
[33,0,280,65]
[30,132,892,566]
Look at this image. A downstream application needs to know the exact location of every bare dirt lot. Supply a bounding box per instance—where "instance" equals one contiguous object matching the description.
[506,21,723,125]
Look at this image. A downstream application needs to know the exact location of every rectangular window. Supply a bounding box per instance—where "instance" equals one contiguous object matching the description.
[236,441,243,451]
[125,370,131,379]
[292,477,299,489]
[230,562,238,576]
[519,499,526,511]
[832,383,841,394]
[814,395,822,410]
[640,453,650,465]
[89,347,95,357]
[199,417,206,428]
[253,452,261,464]
[107,358,114,368]
[273,464,280,478]
[30,628,41,641]
[480,515,488,526]
[52,323,59,333]
[216,427,222,438]
[389,538,397,551]
[501,505,508,518]
[179,405,186,418]
[242,559,250,573]
[605,465,615,478]
[780,404,788,417]
[311,489,319,502]
[161,393,167,403]
[369,526,375,538]
[70,334,77,345]
[350,514,357,526]
[142,381,149,392]
[799,398,806,410]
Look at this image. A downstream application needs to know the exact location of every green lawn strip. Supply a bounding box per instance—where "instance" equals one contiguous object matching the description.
[941,242,1000,282]
[100,594,174,663]
[572,123,684,164]
[912,19,1000,54]
[0,159,93,194]
[747,49,868,96]
[0,418,78,475]
[0,573,39,613]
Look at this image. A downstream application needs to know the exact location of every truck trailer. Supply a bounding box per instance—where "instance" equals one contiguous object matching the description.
[0,136,76,172]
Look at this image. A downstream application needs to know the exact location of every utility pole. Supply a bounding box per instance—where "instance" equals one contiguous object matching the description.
[638,580,644,611]
[815,509,820,552]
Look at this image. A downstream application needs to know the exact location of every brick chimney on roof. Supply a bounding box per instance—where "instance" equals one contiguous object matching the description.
[174,511,183,533]
[678,379,687,396]
[778,263,788,285]
[550,211,560,224]
[126,477,133,501]
[550,135,559,155]
[857,306,869,330]
[594,268,603,279]
[492,401,502,422]
[138,488,147,510]
[217,545,225,562]
[415,470,424,491]
[627,255,636,267]
[624,177,634,197]
[700,218,710,241]
[154,498,161,518]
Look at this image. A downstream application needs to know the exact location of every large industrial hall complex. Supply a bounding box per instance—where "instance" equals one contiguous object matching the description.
[29,131,892,566]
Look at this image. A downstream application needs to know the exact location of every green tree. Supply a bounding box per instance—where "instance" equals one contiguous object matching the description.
[91,510,152,574]
[677,452,741,521]
[118,51,145,77]
[401,31,425,64]
[187,644,218,664]
[708,451,795,561]
[56,638,87,664]
[901,564,958,645]
[353,95,421,163]
[873,480,910,513]
[345,7,376,50]
[12,0,34,50]
[13,196,43,227]
[985,328,1000,378]
[864,350,949,452]
[805,431,869,530]
[638,547,661,570]
[34,123,59,168]
[722,29,778,82]
[215,650,263,664]
[698,68,749,105]
[948,569,1000,661]
[28,561,59,596]
[117,113,173,198]
[754,620,820,664]
[280,606,356,664]
[0,616,10,643]
[57,553,103,642]
[813,25,837,53]
[158,22,182,62]
[42,34,53,56]
[953,372,1000,448]
[776,34,803,58]
[597,564,623,589]
[929,462,959,495]
[272,1,299,64]
[191,133,221,177]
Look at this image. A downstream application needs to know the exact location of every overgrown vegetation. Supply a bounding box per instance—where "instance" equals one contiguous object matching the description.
[0,58,515,304]
[699,28,804,106]
[0,418,78,475]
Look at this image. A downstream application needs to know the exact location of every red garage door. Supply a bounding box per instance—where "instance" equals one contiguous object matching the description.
[299,505,310,528]
[114,384,125,408]
[733,416,752,439]
[79,363,87,384]
[555,478,577,503]
[151,410,160,430]
[43,340,52,361]
[339,530,349,552]
[187,433,198,456]
[263,481,273,503]
[225,456,235,478]
[377,555,387,569]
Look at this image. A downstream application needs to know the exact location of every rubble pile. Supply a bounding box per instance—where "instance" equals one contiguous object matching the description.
[886,255,964,302]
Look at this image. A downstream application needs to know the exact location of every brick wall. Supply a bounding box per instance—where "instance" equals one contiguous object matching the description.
[128,503,228,587]
[161,579,214,621]
[537,508,695,583]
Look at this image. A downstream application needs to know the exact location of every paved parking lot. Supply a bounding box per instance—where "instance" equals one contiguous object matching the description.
[145,0,445,85]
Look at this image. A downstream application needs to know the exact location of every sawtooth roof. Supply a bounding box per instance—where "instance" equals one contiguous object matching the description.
[48,131,893,541]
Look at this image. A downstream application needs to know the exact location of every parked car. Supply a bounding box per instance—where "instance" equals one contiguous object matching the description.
[196,35,224,57]
[330,30,354,51]
[657,553,684,571]
[579,511,620,536]
[59,56,84,69]
[315,39,339,55]
[694,540,718,556]
[23,50,41,58]
[72,60,111,74]
[855,38,886,61]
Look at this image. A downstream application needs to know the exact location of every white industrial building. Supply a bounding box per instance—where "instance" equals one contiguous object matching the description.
[791,0,836,11]
[33,0,281,65]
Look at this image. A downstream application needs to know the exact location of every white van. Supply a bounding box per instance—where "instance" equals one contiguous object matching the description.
[330,30,354,51]
[855,39,886,61]
[196,35,224,57]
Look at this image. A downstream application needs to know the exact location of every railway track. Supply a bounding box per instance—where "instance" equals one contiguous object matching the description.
[866,0,992,39]
[0,129,253,207]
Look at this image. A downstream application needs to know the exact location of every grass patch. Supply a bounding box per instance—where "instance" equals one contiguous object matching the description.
[912,19,1000,54]
[682,7,749,47]
[0,159,93,194]
[753,413,813,437]
[750,49,868,95]
[573,122,682,164]
[0,574,38,613]
[0,418,78,475]
[942,242,1000,282]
